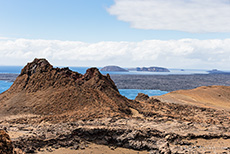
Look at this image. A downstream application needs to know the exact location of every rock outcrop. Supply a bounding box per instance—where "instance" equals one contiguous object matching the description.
[0,58,135,122]
[135,93,149,101]
[0,130,13,154]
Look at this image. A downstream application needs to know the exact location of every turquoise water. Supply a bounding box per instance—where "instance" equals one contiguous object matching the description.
[0,80,167,99]
[119,89,168,100]
[0,80,13,94]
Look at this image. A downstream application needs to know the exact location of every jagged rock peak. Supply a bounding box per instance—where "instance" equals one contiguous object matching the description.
[85,67,100,76]
[20,58,103,79]
[20,58,53,76]
[84,67,101,79]
[9,58,119,93]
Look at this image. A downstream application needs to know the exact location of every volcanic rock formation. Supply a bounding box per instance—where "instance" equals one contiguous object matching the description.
[0,130,13,154]
[135,93,149,102]
[0,58,135,122]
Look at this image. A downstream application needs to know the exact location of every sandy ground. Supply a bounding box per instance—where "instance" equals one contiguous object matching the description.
[6,124,148,154]
[154,85,230,111]
[36,143,148,154]
[181,138,230,154]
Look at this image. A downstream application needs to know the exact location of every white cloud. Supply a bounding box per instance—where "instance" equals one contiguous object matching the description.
[107,0,230,33]
[0,38,230,69]
[0,37,12,40]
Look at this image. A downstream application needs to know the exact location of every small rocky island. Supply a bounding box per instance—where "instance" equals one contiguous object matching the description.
[208,69,230,74]
[129,67,170,72]
[100,65,128,72]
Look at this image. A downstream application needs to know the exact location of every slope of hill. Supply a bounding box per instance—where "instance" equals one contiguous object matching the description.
[0,58,135,122]
[154,85,230,110]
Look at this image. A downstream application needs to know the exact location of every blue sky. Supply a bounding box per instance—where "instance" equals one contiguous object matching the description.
[1,0,230,42]
[0,0,230,69]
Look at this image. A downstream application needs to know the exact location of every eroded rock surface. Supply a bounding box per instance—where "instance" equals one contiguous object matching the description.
[0,130,13,154]
[135,93,150,101]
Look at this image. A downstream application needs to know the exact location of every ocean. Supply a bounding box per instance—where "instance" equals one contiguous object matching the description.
[0,80,13,94]
[119,89,168,99]
[0,66,210,99]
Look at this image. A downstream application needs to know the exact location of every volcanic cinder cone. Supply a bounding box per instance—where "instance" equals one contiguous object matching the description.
[0,58,133,121]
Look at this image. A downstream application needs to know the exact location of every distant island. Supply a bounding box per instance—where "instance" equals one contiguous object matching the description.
[128,66,170,72]
[208,69,230,74]
[100,65,128,72]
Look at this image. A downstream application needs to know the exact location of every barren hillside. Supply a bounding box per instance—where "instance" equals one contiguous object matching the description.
[154,85,230,110]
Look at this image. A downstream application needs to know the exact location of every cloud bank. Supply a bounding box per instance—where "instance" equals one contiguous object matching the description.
[108,0,230,33]
[0,38,230,69]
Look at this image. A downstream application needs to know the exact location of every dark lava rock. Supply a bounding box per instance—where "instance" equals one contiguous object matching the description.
[0,130,14,154]
[24,146,35,153]
[159,142,171,154]
[73,144,79,150]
